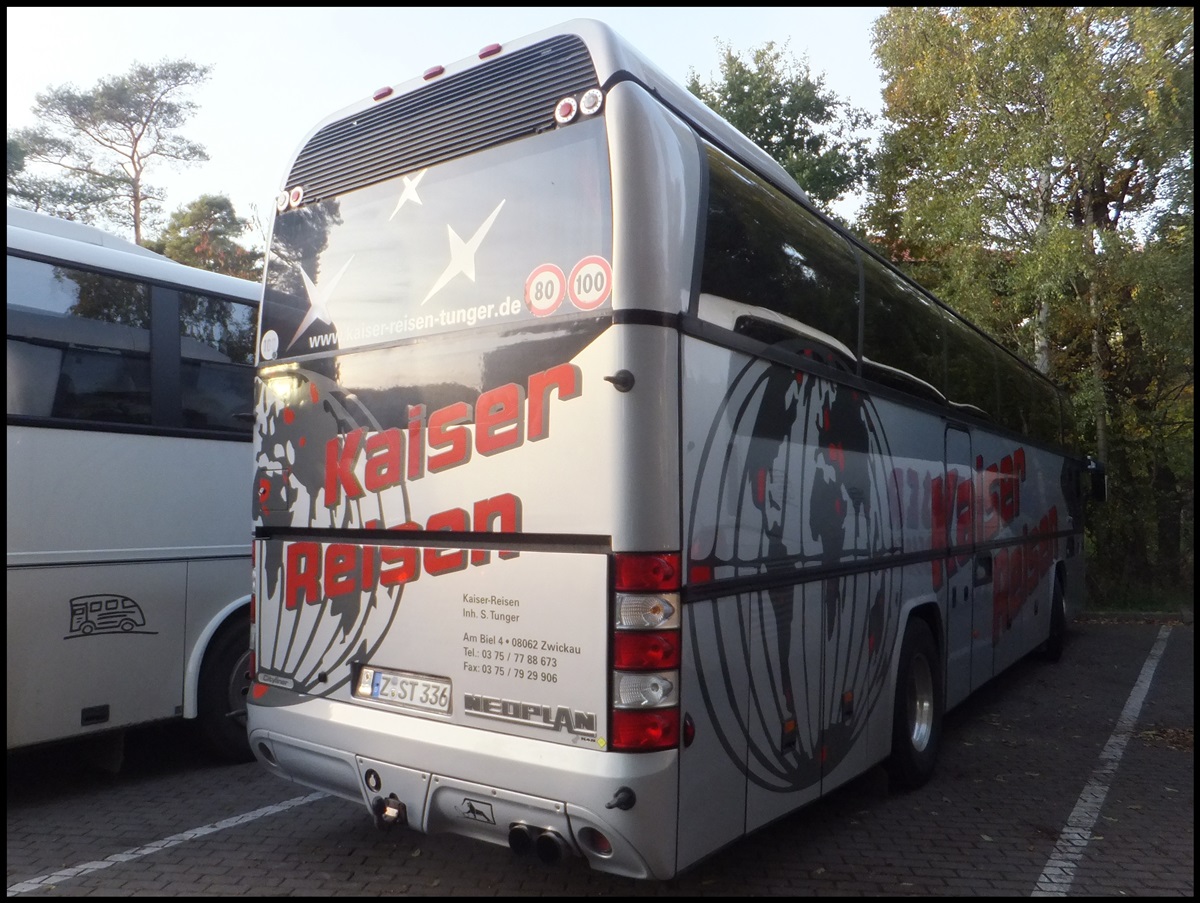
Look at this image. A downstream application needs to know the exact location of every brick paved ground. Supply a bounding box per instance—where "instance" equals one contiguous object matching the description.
[7,616,1192,896]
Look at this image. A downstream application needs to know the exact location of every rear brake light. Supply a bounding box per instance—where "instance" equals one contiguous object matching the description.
[249,541,257,679]
[612,631,680,670]
[611,709,680,750]
[614,552,680,592]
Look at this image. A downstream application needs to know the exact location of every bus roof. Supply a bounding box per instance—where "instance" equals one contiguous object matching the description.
[277,18,810,210]
[6,206,262,304]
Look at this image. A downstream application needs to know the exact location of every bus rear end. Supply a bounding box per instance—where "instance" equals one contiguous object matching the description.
[247,21,689,879]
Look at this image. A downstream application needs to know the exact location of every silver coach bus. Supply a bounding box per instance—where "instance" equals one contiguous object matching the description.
[246,19,1103,879]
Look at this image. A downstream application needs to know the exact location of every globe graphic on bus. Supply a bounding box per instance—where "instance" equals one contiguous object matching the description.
[253,368,409,697]
[687,360,904,792]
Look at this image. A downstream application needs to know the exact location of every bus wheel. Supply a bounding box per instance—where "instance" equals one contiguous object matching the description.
[885,617,943,791]
[1038,580,1067,663]
[197,610,253,763]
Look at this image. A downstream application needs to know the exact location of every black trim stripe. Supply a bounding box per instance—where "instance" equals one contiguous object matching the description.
[682,527,1084,604]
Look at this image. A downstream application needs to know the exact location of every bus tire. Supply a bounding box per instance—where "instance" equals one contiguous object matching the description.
[197,610,253,763]
[885,616,943,792]
[1038,579,1067,663]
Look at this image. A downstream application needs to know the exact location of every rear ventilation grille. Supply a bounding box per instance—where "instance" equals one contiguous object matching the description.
[286,35,596,203]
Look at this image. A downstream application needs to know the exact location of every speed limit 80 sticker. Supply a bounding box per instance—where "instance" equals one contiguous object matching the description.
[524,263,566,316]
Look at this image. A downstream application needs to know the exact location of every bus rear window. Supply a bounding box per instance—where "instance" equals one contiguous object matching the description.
[260,118,613,361]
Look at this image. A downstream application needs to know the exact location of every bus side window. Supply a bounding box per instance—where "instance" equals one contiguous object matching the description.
[179,291,256,434]
[700,145,859,371]
[6,255,153,426]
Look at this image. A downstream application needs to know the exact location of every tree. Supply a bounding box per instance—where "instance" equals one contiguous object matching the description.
[11,59,211,244]
[7,130,118,219]
[687,41,874,209]
[866,7,1194,600]
[145,195,264,281]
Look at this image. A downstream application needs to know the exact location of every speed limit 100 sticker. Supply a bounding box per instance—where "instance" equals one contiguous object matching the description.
[524,263,566,316]
[568,256,612,310]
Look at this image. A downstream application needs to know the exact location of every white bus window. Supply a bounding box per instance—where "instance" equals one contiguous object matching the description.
[179,291,256,432]
[7,256,152,425]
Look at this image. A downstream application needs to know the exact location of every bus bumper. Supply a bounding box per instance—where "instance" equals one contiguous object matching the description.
[247,692,679,879]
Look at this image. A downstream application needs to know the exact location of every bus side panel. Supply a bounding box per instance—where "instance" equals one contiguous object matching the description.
[182,556,252,716]
[678,596,751,870]
[7,428,250,567]
[680,339,918,853]
[6,562,186,749]
[972,436,1072,677]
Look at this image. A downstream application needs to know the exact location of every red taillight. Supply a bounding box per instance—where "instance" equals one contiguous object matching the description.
[611,709,680,750]
[614,552,680,592]
[249,541,257,679]
[612,630,680,670]
[611,551,682,752]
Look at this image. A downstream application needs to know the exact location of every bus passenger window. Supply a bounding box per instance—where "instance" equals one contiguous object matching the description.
[179,291,256,433]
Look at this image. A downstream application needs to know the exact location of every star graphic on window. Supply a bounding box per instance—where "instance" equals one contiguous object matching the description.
[389,168,428,221]
[286,255,355,349]
[421,200,506,305]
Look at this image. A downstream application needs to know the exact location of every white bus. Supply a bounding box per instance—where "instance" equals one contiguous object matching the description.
[7,205,261,762]
[246,20,1104,879]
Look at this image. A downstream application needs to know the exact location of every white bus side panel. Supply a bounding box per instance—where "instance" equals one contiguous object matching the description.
[6,425,252,749]
[7,427,250,566]
[7,562,186,748]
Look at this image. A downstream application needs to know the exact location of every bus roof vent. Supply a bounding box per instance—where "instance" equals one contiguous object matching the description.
[285,34,597,205]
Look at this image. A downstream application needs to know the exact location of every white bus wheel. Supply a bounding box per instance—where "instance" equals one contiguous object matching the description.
[197,610,254,763]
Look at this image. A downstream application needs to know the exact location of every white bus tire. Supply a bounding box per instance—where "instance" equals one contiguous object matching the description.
[886,616,943,791]
[197,610,253,763]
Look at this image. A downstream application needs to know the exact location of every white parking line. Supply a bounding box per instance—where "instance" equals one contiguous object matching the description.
[1031,625,1172,897]
[6,791,327,896]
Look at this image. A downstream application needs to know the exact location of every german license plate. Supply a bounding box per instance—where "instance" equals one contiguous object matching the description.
[354,667,452,714]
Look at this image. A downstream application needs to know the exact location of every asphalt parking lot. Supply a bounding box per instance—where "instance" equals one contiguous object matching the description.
[7,614,1193,896]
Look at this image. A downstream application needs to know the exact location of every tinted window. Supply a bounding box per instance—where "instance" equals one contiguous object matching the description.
[7,256,151,424]
[861,254,944,399]
[944,311,998,421]
[7,254,254,435]
[1027,372,1062,447]
[261,118,613,360]
[701,146,859,365]
[180,291,256,431]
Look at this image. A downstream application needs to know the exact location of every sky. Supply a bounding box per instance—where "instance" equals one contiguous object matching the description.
[7,6,887,240]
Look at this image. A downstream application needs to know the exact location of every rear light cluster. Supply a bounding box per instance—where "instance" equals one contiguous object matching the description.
[610,553,681,751]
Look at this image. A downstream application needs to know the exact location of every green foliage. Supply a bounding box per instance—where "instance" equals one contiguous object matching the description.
[144,195,263,281]
[686,41,874,207]
[7,129,121,220]
[866,7,1194,603]
[8,59,211,243]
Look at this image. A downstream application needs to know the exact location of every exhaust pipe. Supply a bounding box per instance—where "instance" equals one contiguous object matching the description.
[508,823,536,856]
[534,830,569,865]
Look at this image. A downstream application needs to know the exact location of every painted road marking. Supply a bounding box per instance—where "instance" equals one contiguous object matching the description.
[1032,625,1172,896]
[6,791,327,896]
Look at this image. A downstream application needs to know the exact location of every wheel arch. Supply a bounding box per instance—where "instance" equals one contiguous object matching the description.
[183,595,252,719]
